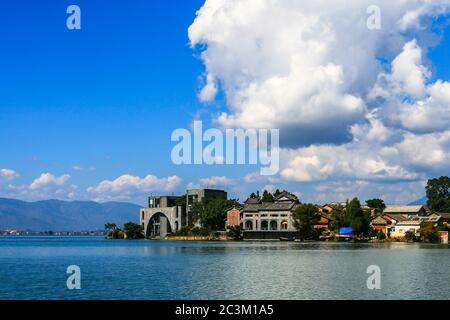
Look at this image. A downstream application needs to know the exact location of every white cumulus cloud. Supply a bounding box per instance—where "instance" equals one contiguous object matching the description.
[88,174,182,202]
[189,0,450,195]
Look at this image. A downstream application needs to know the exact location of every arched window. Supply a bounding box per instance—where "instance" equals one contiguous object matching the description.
[261,220,269,231]
[281,220,288,230]
[245,220,253,231]
[270,220,278,230]
[175,221,179,231]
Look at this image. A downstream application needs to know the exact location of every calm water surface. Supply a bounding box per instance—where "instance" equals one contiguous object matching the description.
[0,236,449,300]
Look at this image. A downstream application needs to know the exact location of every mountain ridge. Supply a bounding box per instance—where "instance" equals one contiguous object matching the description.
[0,197,142,231]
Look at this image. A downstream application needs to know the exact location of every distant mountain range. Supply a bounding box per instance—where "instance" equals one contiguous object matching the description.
[408,196,428,206]
[0,198,141,231]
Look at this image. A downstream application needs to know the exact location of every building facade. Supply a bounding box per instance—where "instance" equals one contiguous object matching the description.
[140,189,227,238]
[241,192,301,240]
[225,206,242,228]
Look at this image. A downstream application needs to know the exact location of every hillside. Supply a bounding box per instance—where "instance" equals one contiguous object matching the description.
[0,198,141,231]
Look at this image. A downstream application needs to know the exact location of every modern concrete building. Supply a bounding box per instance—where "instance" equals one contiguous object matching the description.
[140,195,185,238]
[140,189,227,238]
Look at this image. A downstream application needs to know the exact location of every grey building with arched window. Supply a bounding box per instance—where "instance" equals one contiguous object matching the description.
[241,192,300,240]
[140,189,227,238]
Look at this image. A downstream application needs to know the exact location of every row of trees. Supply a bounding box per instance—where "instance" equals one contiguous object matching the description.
[292,198,372,241]
[104,222,144,239]
[249,189,287,202]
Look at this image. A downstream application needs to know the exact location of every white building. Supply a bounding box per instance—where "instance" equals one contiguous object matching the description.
[390,221,423,238]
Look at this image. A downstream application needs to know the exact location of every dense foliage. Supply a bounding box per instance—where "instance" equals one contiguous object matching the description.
[366,198,386,213]
[123,222,144,239]
[426,176,450,212]
[226,225,243,240]
[188,198,240,231]
[293,203,319,241]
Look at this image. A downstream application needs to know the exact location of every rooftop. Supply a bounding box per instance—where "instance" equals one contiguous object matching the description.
[395,221,423,226]
[384,205,425,214]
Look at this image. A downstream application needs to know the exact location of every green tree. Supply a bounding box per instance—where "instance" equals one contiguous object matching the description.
[249,191,260,199]
[404,230,416,242]
[366,198,386,213]
[333,205,350,231]
[104,223,122,239]
[347,198,371,238]
[262,190,274,202]
[123,222,144,239]
[273,189,282,197]
[376,230,386,240]
[189,198,239,231]
[426,176,450,212]
[419,222,440,243]
[226,225,243,240]
[175,195,186,207]
[202,198,228,230]
[188,201,204,227]
[104,223,117,232]
[293,204,319,241]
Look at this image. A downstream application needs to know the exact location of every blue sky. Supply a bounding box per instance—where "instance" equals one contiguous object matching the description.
[1,0,450,205]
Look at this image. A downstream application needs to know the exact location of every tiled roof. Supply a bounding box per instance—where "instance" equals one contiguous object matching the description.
[371,216,387,225]
[244,197,261,204]
[384,205,424,214]
[243,201,295,212]
[383,213,409,222]
[275,191,298,202]
[436,212,450,219]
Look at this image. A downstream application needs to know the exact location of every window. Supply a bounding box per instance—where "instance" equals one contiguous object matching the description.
[270,220,277,230]
[281,220,288,230]
[261,220,268,231]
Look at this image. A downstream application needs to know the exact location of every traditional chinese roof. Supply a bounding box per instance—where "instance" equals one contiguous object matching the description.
[274,191,299,202]
[243,201,296,212]
[244,197,262,205]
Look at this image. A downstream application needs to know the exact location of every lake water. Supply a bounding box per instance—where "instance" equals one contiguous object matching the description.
[0,236,449,300]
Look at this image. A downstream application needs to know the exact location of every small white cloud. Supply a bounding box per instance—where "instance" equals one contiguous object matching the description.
[29,173,71,190]
[0,169,19,182]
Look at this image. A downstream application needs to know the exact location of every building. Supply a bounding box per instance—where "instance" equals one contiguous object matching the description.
[314,213,333,231]
[390,221,423,238]
[225,206,242,228]
[409,213,442,226]
[435,212,450,226]
[371,215,388,234]
[140,188,227,238]
[241,191,301,240]
[140,195,185,238]
[437,231,449,244]
[383,205,431,217]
